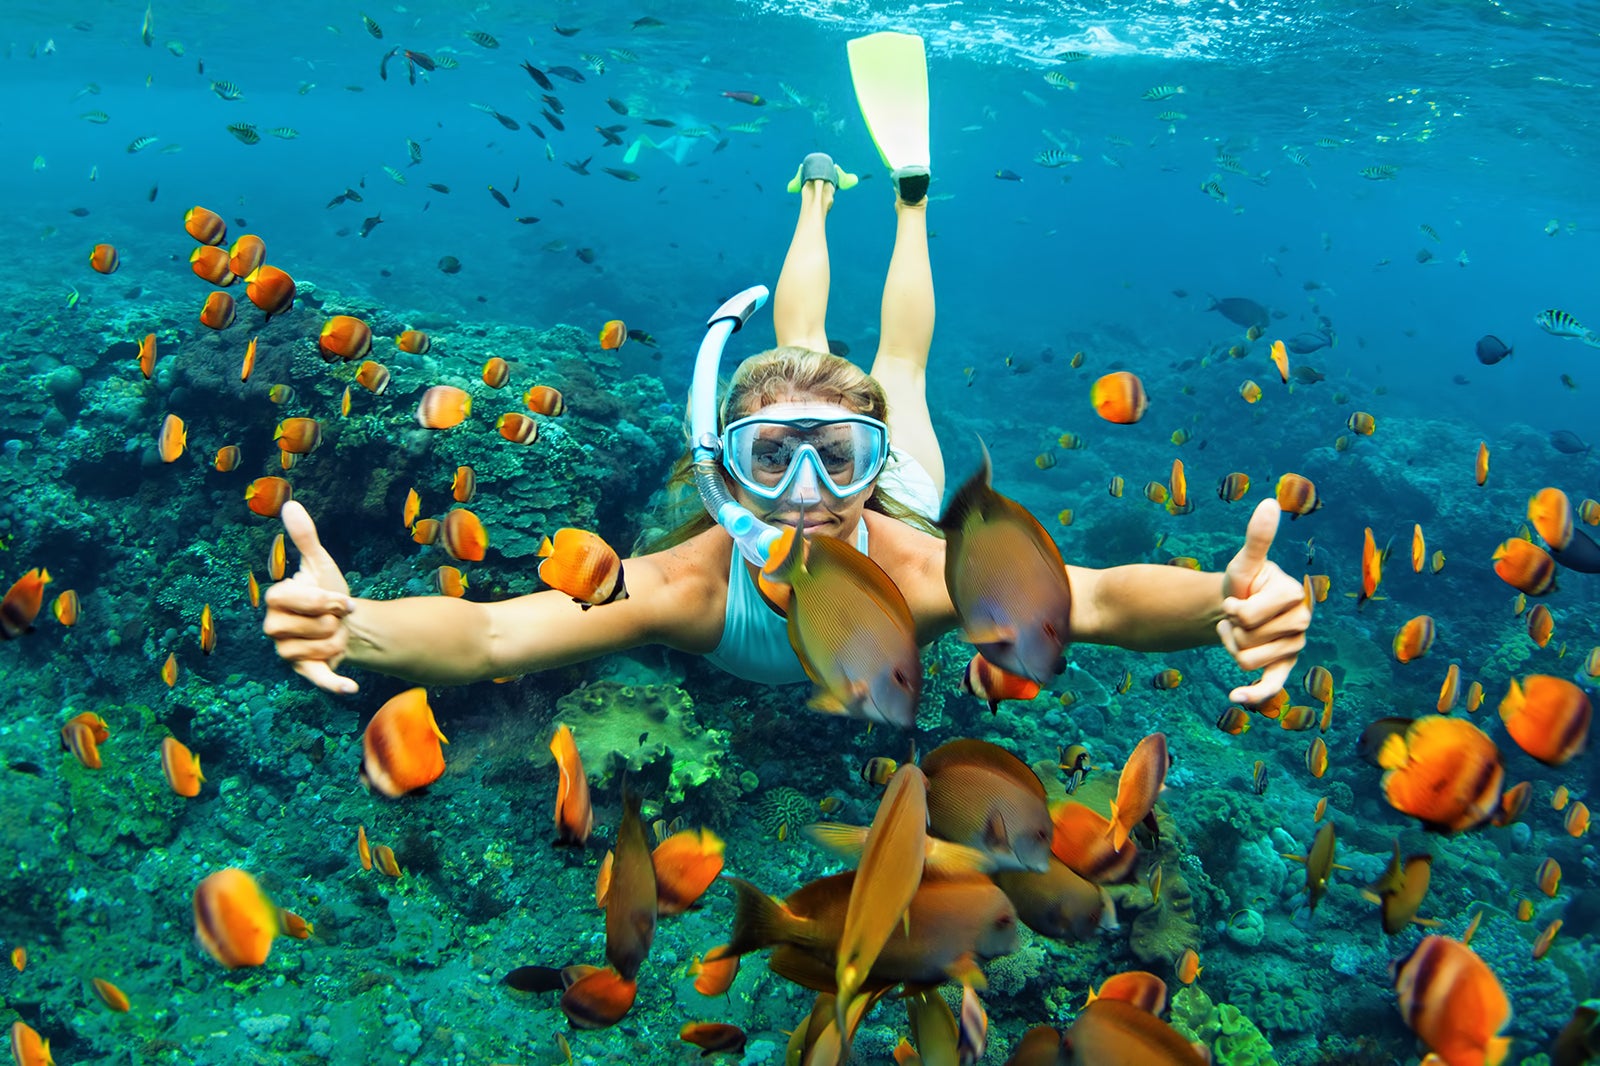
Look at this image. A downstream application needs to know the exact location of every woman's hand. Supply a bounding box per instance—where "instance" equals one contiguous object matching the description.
[1218,499,1311,705]
[262,501,359,694]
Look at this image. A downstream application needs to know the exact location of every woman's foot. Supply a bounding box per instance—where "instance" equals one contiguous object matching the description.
[787,151,859,193]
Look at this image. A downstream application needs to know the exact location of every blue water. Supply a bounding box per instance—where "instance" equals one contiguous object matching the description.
[2,2,1598,1064]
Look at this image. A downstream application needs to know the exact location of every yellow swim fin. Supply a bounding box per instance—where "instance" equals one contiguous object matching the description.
[846,32,929,174]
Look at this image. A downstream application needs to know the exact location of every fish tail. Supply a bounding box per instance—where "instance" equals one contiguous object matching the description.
[723,877,793,957]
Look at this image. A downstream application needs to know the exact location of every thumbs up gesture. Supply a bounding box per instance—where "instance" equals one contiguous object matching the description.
[1218,499,1311,705]
[262,501,359,694]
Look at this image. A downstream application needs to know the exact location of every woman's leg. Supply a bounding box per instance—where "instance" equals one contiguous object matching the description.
[772,177,834,352]
[870,195,942,495]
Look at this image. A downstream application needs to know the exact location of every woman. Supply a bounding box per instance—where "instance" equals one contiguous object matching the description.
[265,156,1310,707]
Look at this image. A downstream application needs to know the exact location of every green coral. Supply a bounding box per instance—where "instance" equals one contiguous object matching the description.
[555,680,727,803]
[1170,987,1279,1066]
[754,786,813,835]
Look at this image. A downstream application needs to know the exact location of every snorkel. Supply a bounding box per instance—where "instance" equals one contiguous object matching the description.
[690,285,785,569]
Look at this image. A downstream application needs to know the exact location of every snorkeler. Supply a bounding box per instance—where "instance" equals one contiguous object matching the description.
[264,34,1310,709]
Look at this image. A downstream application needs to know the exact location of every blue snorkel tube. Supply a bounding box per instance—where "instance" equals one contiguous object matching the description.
[691,285,784,569]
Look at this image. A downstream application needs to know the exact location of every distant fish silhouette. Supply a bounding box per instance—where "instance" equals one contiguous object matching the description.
[1206,295,1270,330]
[1475,335,1513,365]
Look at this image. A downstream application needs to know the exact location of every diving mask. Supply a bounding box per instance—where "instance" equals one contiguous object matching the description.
[721,404,889,503]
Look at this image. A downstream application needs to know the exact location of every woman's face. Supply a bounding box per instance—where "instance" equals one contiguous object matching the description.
[729,395,875,542]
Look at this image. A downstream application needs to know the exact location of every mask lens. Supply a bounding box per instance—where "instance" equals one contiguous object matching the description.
[723,413,887,500]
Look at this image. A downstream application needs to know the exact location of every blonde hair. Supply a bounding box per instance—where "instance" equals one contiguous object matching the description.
[635,346,938,553]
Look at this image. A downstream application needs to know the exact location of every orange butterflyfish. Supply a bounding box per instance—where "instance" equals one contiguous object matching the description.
[184,205,227,245]
[559,965,637,1030]
[1466,681,1484,712]
[161,736,205,797]
[1278,704,1317,731]
[355,360,391,394]
[1526,603,1554,648]
[1106,733,1169,854]
[1436,663,1460,713]
[416,385,473,429]
[9,947,24,972]
[1527,487,1574,551]
[10,1021,51,1066]
[1305,736,1329,778]
[199,290,236,330]
[1085,971,1169,1016]
[374,844,402,877]
[1306,574,1330,602]
[244,476,293,518]
[524,384,566,416]
[1492,781,1531,828]
[1176,948,1202,985]
[594,850,614,908]
[435,565,468,597]
[1274,473,1321,518]
[1303,665,1334,709]
[193,867,278,969]
[60,717,103,770]
[396,329,431,355]
[359,687,448,798]
[481,357,510,388]
[547,717,592,845]
[690,949,740,996]
[1392,615,1437,663]
[1553,785,1570,811]
[441,508,488,562]
[244,569,260,609]
[240,336,258,382]
[1347,411,1376,436]
[1216,706,1251,735]
[51,589,79,627]
[137,332,157,379]
[228,234,266,278]
[1513,592,1527,616]
[357,825,373,871]
[268,533,286,581]
[339,385,351,417]
[89,242,120,274]
[1238,379,1262,403]
[962,652,1042,713]
[274,417,323,455]
[538,529,626,606]
[1377,716,1504,832]
[212,444,243,473]
[199,603,215,654]
[1564,801,1590,837]
[3,567,55,638]
[1585,645,1600,678]
[1533,918,1563,960]
[1498,675,1590,766]
[189,244,236,286]
[680,1024,746,1058]
[1358,526,1383,603]
[158,413,187,463]
[1089,371,1148,424]
[496,411,540,444]
[451,466,476,504]
[1167,458,1188,510]
[243,264,296,320]
[402,487,420,529]
[1517,898,1534,921]
[1150,668,1183,690]
[1108,475,1125,498]
[161,651,178,687]
[410,518,441,545]
[1536,857,1561,897]
[318,316,372,362]
[652,827,726,915]
[1269,339,1289,382]
[1143,481,1168,504]
[1217,472,1249,502]
[1474,441,1490,485]
[598,319,627,350]
[267,384,296,405]
[277,908,314,939]
[1394,936,1511,1066]
[1314,796,1328,822]
[1411,524,1426,572]
[1064,999,1204,1066]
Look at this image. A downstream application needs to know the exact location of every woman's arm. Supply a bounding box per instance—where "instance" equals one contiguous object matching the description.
[1066,564,1225,651]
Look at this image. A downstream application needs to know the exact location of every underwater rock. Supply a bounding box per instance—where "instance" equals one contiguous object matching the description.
[555,680,727,804]
[1223,907,1266,948]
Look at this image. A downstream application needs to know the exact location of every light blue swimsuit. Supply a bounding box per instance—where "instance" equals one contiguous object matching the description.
[701,449,941,684]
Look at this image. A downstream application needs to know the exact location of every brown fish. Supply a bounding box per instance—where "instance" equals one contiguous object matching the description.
[1063,998,1207,1065]
[940,445,1072,682]
[993,857,1117,941]
[923,738,1053,872]
[1107,733,1169,853]
[604,788,657,981]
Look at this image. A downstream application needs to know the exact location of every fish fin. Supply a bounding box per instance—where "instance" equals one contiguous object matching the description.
[944,951,987,991]
[983,810,1009,851]
[1486,1037,1513,1066]
[723,877,797,957]
[1413,916,1443,927]
[1331,863,1355,871]
[1376,733,1409,770]
[1097,886,1120,932]
[962,623,1018,646]
[802,822,868,860]
[807,690,849,715]
[1359,889,1382,905]
[1281,853,1306,863]
[924,840,994,876]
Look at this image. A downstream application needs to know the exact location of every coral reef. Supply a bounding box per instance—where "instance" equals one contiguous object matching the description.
[554,680,728,803]
[1170,985,1280,1066]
